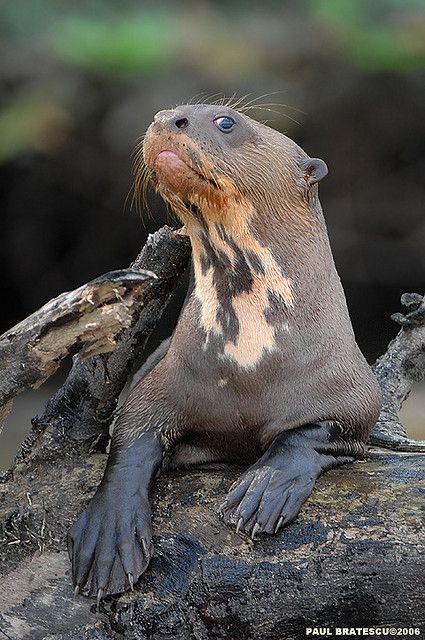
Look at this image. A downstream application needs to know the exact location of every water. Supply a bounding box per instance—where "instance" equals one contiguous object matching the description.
[0,385,55,471]
[399,382,425,441]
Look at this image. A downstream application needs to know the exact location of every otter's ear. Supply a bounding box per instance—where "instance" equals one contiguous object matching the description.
[300,157,328,187]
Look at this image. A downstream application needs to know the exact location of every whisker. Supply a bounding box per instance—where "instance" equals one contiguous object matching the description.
[200,91,227,106]
[223,92,239,108]
[237,91,284,110]
[239,105,301,126]
[185,91,209,105]
[239,102,305,115]
[226,93,252,111]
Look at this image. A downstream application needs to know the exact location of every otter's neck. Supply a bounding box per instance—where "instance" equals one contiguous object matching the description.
[186,195,330,295]
[185,204,298,368]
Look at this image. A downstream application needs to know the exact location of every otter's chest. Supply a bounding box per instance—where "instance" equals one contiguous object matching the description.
[170,302,290,429]
[190,248,293,370]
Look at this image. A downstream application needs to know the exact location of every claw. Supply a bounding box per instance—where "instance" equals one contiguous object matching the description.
[141,538,149,557]
[251,522,260,540]
[128,572,134,591]
[236,516,244,534]
[218,501,227,514]
[275,516,284,533]
[96,588,104,610]
[74,585,80,597]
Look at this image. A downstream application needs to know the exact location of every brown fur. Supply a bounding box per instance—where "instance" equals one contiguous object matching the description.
[128,103,382,454]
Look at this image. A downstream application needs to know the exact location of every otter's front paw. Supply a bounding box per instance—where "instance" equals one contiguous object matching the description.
[67,488,153,599]
[219,452,320,538]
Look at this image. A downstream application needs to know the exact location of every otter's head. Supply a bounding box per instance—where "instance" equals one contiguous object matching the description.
[138,103,328,232]
[138,104,331,368]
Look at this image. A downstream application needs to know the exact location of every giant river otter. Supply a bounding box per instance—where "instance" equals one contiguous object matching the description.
[68,102,382,601]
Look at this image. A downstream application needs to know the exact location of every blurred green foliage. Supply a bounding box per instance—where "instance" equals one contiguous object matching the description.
[311,0,425,71]
[0,95,67,162]
[53,14,173,76]
[1,0,425,162]
[2,0,425,76]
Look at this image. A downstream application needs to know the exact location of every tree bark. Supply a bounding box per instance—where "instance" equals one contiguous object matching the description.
[0,229,424,639]
[0,269,155,427]
[0,451,424,639]
[30,225,191,446]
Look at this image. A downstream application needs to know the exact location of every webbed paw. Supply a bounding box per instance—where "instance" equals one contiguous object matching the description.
[219,424,352,538]
[219,463,317,538]
[68,488,153,598]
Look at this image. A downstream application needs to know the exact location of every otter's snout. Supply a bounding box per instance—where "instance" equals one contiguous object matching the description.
[154,110,189,132]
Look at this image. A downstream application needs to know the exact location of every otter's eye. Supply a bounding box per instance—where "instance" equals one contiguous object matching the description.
[214,116,235,132]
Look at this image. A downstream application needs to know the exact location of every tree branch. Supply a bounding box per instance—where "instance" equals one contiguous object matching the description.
[371,292,425,451]
[30,226,190,446]
[0,269,154,430]
[0,226,190,478]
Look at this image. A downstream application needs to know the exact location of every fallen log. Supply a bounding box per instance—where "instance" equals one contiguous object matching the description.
[0,450,424,639]
[0,228,424,639]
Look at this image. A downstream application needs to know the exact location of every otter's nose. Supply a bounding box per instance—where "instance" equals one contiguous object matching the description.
[154,110,189,132]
